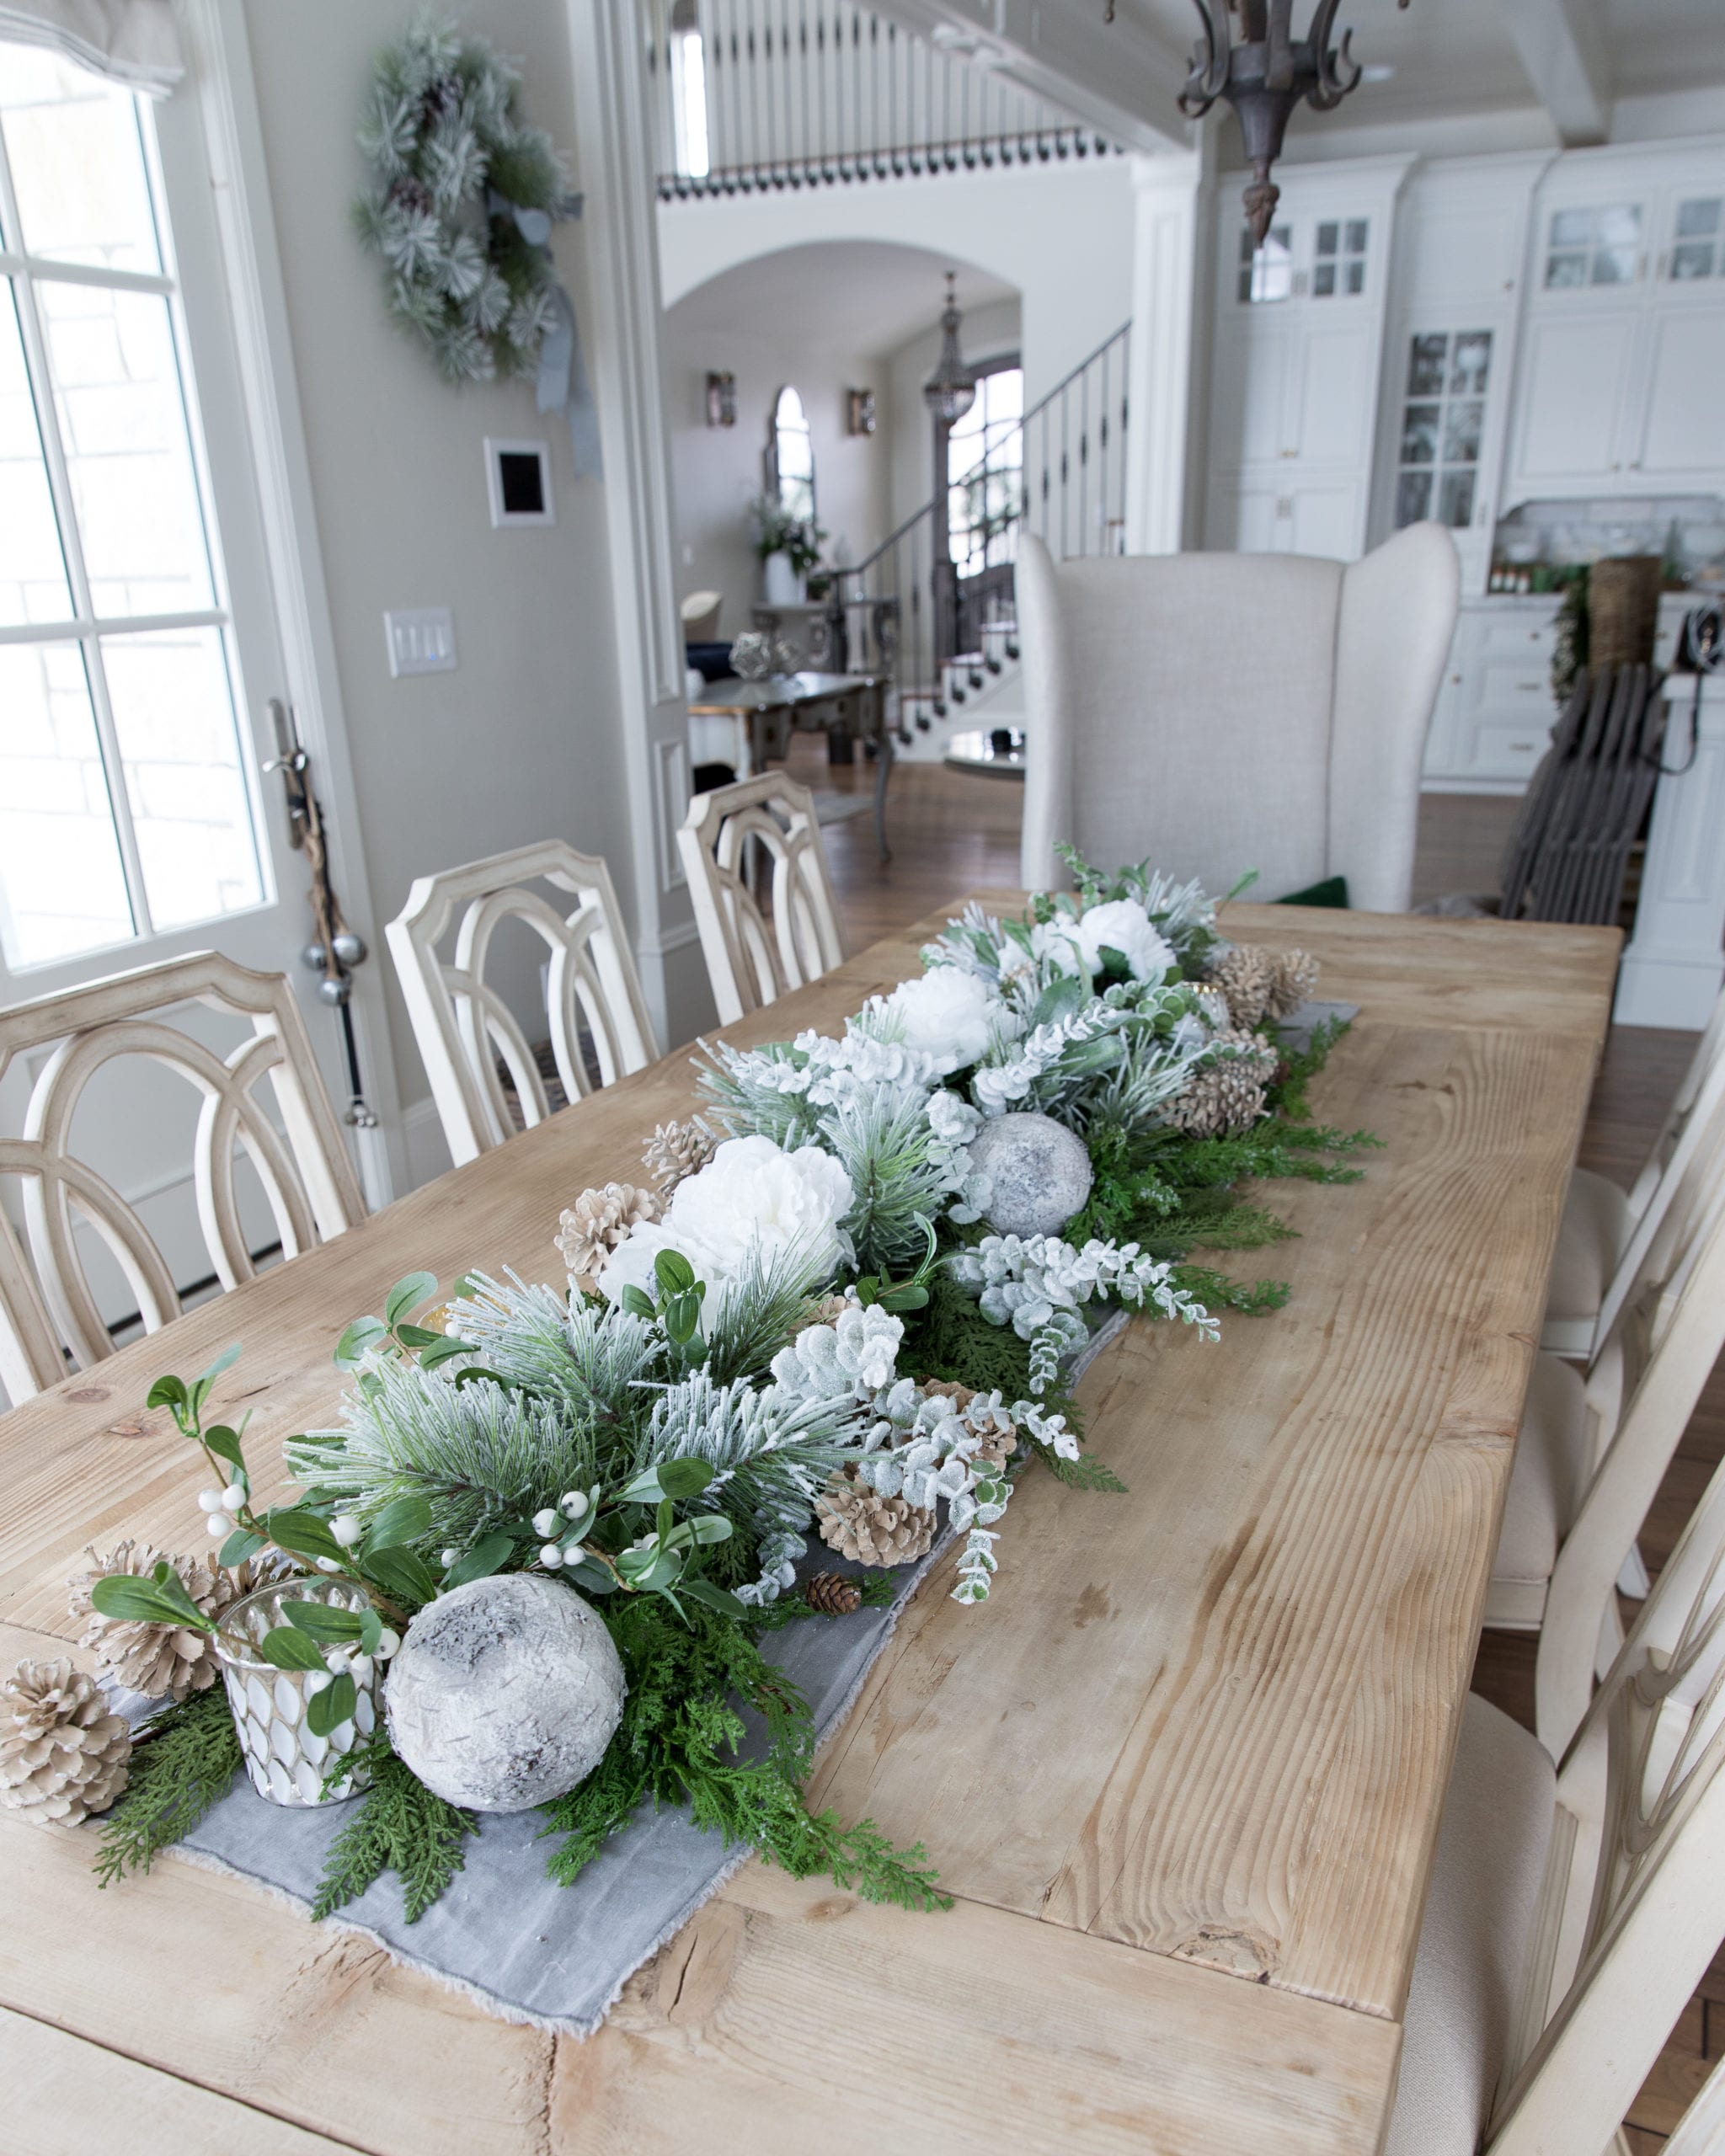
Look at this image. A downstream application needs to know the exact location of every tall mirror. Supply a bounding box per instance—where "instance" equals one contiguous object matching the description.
[766,385,815,523]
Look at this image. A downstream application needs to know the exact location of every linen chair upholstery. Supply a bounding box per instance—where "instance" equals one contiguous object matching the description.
[1017,521,1460,912]
[387,841,659,1168]
[678,775,844,1024]
[0,952,363,1402]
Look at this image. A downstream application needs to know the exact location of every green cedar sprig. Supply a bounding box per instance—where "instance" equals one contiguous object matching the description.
[538,1597,949,1912]
[93,1686,241,1887]
[312,1732,479,1923]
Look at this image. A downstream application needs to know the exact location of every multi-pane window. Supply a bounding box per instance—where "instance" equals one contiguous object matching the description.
[947,364,1022,576]
[1670,197,1724,282]
[1394,329,1491,531]
[0,49,264,969]
[1237,224,1292,304]
[1544,203,1642,289]
[1313,217,1368,297]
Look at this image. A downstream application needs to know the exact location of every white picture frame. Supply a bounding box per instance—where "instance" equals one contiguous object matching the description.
[483,437,556,527]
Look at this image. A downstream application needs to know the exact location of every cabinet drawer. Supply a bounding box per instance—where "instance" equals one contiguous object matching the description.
[1475,612,1558,661]
[1473,658,1555,712]
[1471,721,1550,778]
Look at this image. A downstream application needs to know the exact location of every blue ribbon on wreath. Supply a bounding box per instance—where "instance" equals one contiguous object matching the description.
[490,190,602,481]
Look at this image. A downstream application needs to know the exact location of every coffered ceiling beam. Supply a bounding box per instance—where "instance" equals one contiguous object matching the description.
[871,0,1194,156]
[1498,0,1612,145]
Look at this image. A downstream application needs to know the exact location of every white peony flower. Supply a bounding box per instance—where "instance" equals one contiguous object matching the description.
[598,1134,853,1306]
[1070,899,1177,984]
[872,968,1003,1075]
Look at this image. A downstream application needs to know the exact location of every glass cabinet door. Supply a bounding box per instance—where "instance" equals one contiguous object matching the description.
[1543,202,1642,289]
[1393,328,1492,530]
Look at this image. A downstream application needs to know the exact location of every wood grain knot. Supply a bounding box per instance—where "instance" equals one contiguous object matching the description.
[1171,1926,1279,1983]
[806,1894,857,1924]
[103,1413,160,1439]
[66,1387,109,1404]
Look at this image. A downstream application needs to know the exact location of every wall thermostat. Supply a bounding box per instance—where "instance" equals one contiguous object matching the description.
[483,438,555,527]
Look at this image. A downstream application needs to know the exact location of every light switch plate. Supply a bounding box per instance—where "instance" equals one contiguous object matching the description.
[385,607,457,677]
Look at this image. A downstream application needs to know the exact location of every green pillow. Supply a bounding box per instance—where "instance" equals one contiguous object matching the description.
[1275,874,1348,909]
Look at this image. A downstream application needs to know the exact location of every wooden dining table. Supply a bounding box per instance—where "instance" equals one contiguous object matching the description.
[0,898,1621,2155]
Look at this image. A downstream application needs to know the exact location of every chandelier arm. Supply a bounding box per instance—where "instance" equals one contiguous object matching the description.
[1265,0,1296,93]
[1306,0,1364,107]
[1178,0,1233,115]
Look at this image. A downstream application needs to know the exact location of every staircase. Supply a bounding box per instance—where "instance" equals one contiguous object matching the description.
[815,323,1130,748]
[648,0,1117,198]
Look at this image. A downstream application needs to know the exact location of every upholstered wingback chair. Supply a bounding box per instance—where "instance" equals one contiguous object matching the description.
[1017,522,1460,911]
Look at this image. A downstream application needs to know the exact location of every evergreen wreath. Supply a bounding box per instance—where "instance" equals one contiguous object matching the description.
[352,14,572,386]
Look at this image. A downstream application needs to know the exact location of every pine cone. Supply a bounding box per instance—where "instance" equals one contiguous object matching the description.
[1164,1060,1269,1139]
[800,1293,854,1332]
[1207,945,1278,1030]
[919,1380,1017,1470]
[1264,948,1320,1022]
[815,1469,936,1568]
[555,1182,662,1291]
[641,1118,716,1198]
[0,1659,131,1826]
[68,1541,242,1702]
[803,1571,862,1616]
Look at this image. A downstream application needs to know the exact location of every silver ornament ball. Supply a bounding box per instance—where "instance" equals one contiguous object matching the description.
[330,929,368,968]
[969,1111,1094,1239]
[301,940,330,974]
[383,1574,626,1812]
[316,972,352,1006]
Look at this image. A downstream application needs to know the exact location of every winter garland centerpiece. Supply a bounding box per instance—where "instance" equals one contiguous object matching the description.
[2,854,1374,1983]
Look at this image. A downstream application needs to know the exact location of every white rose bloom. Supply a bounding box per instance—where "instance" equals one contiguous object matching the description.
[598,1134,853,1306]
[1071,899,1177,984]
[1030,920,1083,978]
[874,969,1001,1074]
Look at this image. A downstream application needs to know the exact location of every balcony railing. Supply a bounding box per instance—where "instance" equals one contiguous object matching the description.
[649,0,1118,199]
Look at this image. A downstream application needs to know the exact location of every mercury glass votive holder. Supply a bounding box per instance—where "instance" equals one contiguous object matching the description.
[216,1578,382,1807]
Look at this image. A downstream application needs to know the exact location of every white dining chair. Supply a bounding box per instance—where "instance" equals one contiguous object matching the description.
[1388,1433,1725,2156]
[677,775,845,1024]
[1543,981,1725,1360]
[0,952,364,1402]
[1487,1145,1725,1754]
[1016,521,1460,912]
[386,841,659,1169]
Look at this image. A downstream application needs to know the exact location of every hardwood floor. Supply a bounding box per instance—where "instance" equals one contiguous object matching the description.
[795,737,1720,2146]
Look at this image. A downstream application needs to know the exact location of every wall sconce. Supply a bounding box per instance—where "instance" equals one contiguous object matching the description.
[846,387,877,437]
[705,371,736,428]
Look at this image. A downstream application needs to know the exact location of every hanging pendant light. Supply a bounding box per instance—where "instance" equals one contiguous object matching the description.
[922,273,976,426]
[1171,1,1410,246]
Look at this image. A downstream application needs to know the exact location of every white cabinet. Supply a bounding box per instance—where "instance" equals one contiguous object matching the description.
[1504,162,1725,500]
[1203,159,1411,558]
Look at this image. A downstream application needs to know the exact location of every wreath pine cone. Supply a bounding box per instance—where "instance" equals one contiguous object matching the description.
[641,1118,716,1198]
[816,1467,936,1568]
[0,1659,131,1826]
[556,1182,662,1292]
[802,1571,862,1616]
[919,1379,1016,1471]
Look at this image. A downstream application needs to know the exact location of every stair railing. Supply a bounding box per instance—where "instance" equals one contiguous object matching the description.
[649,0,1116,199]
[816,323,1129,741]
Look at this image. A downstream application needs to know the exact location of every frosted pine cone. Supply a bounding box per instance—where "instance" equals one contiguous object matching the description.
[0,1659,131,1826]
[556,1182,662,1291]
[68,1541,240,1702]
[641,1118,716,1198]
[816,1468,936,1568]
[1264,948,1320,1022]
[1207,945,1278,1030]
[1164,1059,1268,1138]
[920,1379,1017,1471]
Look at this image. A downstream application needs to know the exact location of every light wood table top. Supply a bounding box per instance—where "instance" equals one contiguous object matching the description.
[0,899,1621,2155]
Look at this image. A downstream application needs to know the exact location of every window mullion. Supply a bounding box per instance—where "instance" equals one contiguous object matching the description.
[0,127,156,941]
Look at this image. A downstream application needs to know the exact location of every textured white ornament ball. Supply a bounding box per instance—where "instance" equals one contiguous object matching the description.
[384,1574,626,1812]
[969,1111,1094,1238]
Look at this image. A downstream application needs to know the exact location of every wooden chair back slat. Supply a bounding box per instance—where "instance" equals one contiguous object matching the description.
[678,776,844,1023]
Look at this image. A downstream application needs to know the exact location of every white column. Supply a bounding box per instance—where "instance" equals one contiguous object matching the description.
[1124,147,1209,557]
[1616,673,1725,1030]
[563,0,704,1049]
